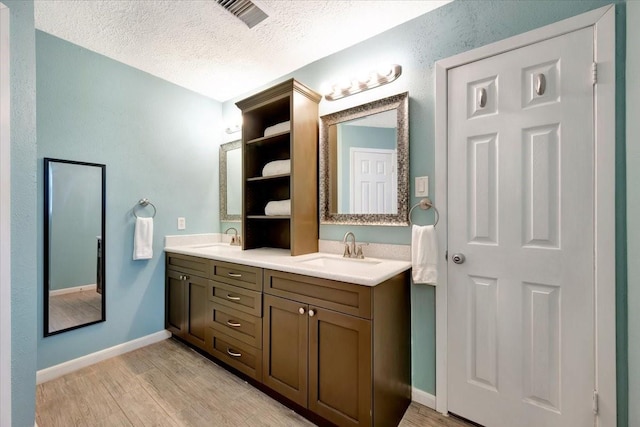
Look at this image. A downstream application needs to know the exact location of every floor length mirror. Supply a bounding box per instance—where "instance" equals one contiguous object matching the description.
[44,158,106,336]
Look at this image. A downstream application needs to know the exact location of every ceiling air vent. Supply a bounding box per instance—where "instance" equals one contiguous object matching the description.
[216,0,269,29]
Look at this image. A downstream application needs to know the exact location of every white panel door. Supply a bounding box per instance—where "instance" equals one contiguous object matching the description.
[350,148,397,214]
[447,28,595,427]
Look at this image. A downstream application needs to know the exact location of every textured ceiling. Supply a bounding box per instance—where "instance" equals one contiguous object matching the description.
[34,0,451,102]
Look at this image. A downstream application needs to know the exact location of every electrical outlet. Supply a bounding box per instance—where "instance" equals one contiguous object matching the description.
[177,217,186,230]
[415,176,429,197]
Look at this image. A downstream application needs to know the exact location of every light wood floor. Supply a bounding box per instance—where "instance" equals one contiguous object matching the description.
[48,289,102,333]
[36,338,474,427]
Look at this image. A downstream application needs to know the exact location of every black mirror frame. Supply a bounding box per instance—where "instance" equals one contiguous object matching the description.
[43,157,106,337]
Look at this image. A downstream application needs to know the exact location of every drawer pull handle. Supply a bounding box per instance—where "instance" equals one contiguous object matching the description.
[226,294,241,301]
[227,272,242,278]
[227,348,242,358]
[226,320,242,327]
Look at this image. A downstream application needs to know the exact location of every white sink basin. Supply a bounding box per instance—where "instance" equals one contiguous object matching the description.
[295,255,381,269]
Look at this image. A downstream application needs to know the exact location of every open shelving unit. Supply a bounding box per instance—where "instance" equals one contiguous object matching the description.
[236,79,321,256]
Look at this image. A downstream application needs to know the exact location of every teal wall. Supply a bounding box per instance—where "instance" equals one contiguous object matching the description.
[36,31,222,369]
[5,0,38,425]
[222,0,623,395]
[48,162,102,291]
[627,1,639,425]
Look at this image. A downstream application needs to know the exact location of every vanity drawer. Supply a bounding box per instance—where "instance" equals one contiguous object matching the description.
[264,269,372,319]
[209,280,262,317]
[207,301,262,349]
[211,260,262,291]
[206,328,262,381]
[166,253,210,278]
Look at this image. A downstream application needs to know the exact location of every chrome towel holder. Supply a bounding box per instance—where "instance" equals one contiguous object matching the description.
[409,197,439,227]
[133,198,156,218]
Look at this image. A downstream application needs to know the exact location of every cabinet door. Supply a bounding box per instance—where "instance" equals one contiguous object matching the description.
[263,294,308,407]
[166,270,185,337]
[309,307,372,427]
[184,275,208,349]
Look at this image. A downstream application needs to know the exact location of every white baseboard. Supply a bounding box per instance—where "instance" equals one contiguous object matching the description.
[412,387,436,409]
[36,330,171,384]
[49,283,96,296]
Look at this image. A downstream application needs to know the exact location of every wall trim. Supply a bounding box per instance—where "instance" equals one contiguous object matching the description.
[36,330,171,384]
[49,283,96,296]
[0,3,11,426]
[434,5,616,426]
[412,387,436,410]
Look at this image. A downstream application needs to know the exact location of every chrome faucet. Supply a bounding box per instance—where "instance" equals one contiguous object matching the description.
[342,232,356,258]
[224,227,241,246]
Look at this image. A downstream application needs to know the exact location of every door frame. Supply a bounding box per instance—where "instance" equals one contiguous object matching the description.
[434,5,616,426]
[0,2,10,426]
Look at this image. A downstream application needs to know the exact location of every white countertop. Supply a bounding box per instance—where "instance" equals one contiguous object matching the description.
[164,243,411,287]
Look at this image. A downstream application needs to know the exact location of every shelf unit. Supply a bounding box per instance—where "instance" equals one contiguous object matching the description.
[236,79,321,256]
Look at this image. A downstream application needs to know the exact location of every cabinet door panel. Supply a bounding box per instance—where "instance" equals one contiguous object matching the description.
[166,270,185,336]
[263,294,308,407]
[309,308,372,427]
[185,275,208,348]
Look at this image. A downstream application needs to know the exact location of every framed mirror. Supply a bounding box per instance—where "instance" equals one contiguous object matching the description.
[319,92,409,225]
[219,140,242,222]
[44,158,106,336]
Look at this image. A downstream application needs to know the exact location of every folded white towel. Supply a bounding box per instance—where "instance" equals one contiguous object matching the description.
[262,159,291,177]
[411,224,438,285]
[264,121,290,137]
[133,217,154,260]
[264,199,291,216]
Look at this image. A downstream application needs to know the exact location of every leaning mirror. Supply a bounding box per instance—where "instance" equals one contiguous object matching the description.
[319,92,409,225]
[219,140,242,222]
[44,158,106,336]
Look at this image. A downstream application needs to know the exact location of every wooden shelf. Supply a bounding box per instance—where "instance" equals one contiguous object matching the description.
[246,173,290,182]
[246,131,290,146]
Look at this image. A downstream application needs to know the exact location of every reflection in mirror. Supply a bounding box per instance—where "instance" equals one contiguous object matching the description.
[220,140,242,222]
[44,158,106,336]
[320,92,409,225]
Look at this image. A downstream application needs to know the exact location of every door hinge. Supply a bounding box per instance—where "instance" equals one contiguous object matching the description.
[592,62,598,85]
[593,390,599,415]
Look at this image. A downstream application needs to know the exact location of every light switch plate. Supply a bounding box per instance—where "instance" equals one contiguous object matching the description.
[415,176,429,197]
[177,217,186,230]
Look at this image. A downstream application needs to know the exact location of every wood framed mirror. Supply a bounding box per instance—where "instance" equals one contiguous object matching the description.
[319,92,409,225]
[44,158,106,336]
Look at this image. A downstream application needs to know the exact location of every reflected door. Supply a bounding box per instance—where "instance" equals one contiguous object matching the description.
[447,28,595,426]
[350,148,397,214]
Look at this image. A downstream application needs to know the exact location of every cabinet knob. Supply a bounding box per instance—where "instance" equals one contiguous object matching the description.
[308,309,315,317]
[298,307,305,315]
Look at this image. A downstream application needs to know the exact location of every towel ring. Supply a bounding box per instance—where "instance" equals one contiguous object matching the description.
[133,198,156,218]
[409,198,439,227]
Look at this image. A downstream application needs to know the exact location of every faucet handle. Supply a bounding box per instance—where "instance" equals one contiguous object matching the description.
[343,243,351,258]
[355,243,369,259]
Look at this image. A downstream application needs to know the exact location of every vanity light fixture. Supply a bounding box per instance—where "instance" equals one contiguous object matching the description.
[323,64,402,101]
[225,124,241,134]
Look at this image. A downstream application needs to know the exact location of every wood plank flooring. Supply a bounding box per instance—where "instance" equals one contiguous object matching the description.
[36,338,474,427]
[48,289,102,333]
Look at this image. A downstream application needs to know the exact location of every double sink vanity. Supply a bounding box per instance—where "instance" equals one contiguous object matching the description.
[164,240,412,427]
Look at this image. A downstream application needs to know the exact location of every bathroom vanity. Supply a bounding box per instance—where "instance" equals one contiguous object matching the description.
[164,244,411,427]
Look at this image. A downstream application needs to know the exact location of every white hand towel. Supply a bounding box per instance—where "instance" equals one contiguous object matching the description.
[133,217,154,260]
[264,199,291,216]
[264,121,291,137]
[411,224,438,285]
[262,159,291,177]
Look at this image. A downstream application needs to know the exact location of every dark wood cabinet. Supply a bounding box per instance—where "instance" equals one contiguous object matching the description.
[165,252,411,427]
[263,269,410,427]
[165,256,208,349]
[236,79,321,255]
